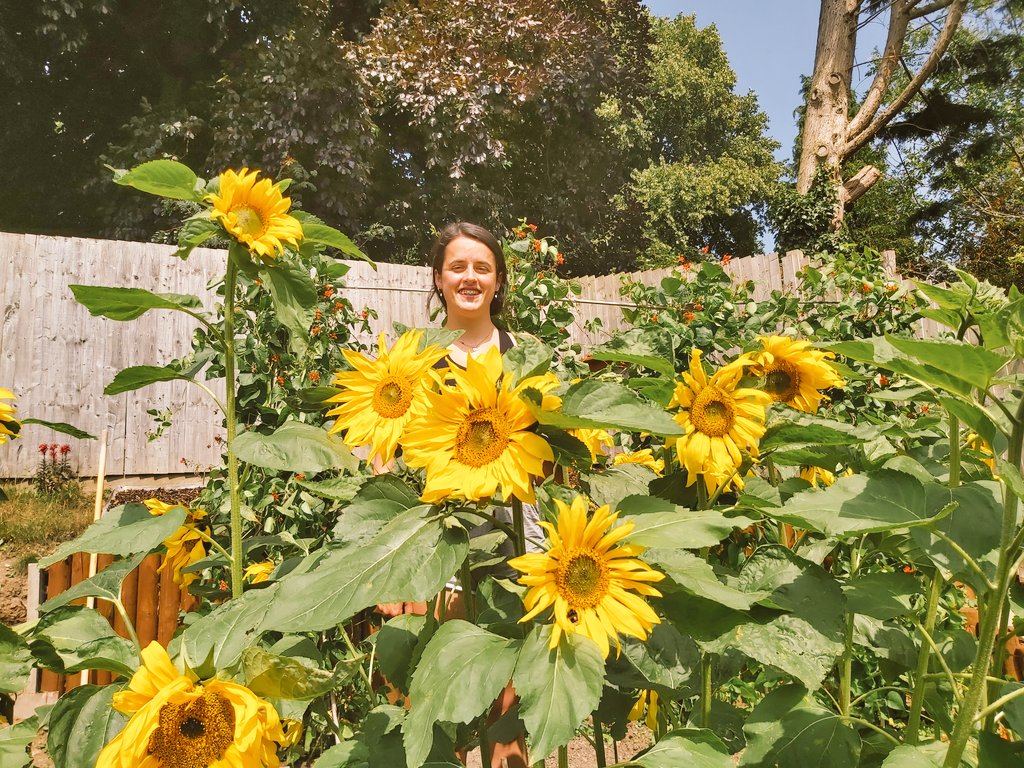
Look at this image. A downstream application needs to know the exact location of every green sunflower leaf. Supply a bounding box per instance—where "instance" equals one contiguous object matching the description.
[528,380,683,436]
[403,621,520,767]
[632,729,734,768]
[38,503,186,567]
[111,159,202,201]
[261,257,318,356]
[513,626,605,762]
[0,624,33,695]
[70,285,206,322]
[234,420,358,474]
[47,684,128,768]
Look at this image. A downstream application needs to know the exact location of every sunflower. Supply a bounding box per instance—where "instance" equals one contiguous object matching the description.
[145,499,209,588]
[750,335,844,413]
[325,330,447,464]
[799,465,836,487]
[613,449,664,476]
[628,690,660,731]
[509,495,664,658]
[207,168,303,260]
[571,428,613,465]
[401,347,553,504]
[243,561,275,585]
[669,349,771,494]
[0,388,21,444]
[966,432,997,474]
[97,642,288,768]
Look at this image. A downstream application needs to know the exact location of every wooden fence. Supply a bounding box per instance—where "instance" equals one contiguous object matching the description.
[0,230,900,477]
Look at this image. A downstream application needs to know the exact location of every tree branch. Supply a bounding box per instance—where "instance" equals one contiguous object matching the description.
[910,0,956,21]
[839,164,883,205]
[845,0,912,140]
[844,0,966,158]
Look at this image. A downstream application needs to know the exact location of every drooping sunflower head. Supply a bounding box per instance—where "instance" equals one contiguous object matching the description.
[509,495,665,658]
[244,560,275,584]
[571,428,613,465]
[751,335,844,413]
[325,330,447,464]
[207,167,303,260]
[0,388,21,444]
[612,448,664,476]
[669,349,771,493]
[98,642,288,768]
[402,347,553,504]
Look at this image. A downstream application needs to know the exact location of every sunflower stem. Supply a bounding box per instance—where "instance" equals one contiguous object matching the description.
[593,716,607,768]
[700,652,713,727]
[558,745,569,768]
[906,569,943,743]
[512,497,526,557]
[113,598,142,653]
[224,249,244,599]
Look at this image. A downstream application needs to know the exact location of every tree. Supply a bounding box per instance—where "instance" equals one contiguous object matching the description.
[797,0,968,228]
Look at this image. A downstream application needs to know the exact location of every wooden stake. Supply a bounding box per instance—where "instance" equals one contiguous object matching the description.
[81,428,107,687]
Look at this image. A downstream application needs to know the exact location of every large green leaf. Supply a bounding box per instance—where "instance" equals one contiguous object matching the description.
[180,587,277,674]
[331,474,421,544]
[910,480,1002,590]
[38,504,186,567]
[645,549,769,610]
[403,621,520,768]
[879,743,948,767]
[262,259,318,356]
[1000,681,1024,738]
[513,626,605,762]
[632,729,733,768]
[104,365,194,396]
[768,469,945,537]
[111,159,201,200]
[375,614,426,696]
[619,623,701,695]
[0,625,32,695]
[842,571,919,621]
[588,329,677,377]
[261,505,468,632]
[70,284,205,322]
[618,495,753,550]
[530,380,683,436]
[242,646,353,700]
[706,548,845,689]
[40,553,146,612]
[739,685,861,768]
[47,684,127,768]
[503,336,554,384]
[298,476,364,502]
[585,467,655,509]
[234,420,358,474]
[294,211,373,263]
[29,607,137,677]
[0,714,38,768]
[19,418,96,440]
[760,413,869,453]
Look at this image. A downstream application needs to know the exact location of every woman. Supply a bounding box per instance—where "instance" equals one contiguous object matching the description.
[385,222,530,768]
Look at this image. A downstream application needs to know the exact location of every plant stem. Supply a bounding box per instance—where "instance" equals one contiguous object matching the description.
[906,570,943,743]
[700,652,713,726]
[942,401,1024,767]
[593,716,607,768]
[223,252,244,599]
[511,498,526,557]
[839,613,855,717]
[113,598,142,652]
[986,597,1013,731]
[558,745,569,768]
[948,413,960,489]
[975,682,1024,724]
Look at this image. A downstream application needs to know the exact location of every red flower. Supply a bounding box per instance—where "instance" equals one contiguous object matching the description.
[38,443,48,455]
[309,371,321,383]
[60,444,70,455]
[361,309,369,320]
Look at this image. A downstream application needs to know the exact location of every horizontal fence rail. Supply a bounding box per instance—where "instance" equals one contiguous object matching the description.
[2,231,909,477]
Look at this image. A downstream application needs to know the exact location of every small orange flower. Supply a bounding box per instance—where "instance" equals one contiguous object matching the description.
[555,252,565,266]
[271,491,280,502]
[295,473,305,480]
[694,302,703,311]
[310,325,321,336]
[314,309,322,320]
[921,404,929,413]
[528,223,538,232]
[861,282,873,294]
[275,375,285,386]
[684,311,695,323]
[269,354,279,364]
[334,301,344,312]
[903,565,915,574]
[254,279,263,287]
[532,239,542,252]
[329,332,338,341]
[309,371,321,383]
[701,245,710,255]
[323,286,335,299]
[878,374,889,387]
[361,309,369,320]
[650,314,658,322]
[538,271,545,279]
[721,254,732,265]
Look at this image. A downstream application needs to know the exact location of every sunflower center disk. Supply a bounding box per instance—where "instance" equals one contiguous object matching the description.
[557,551,610,611]
[764,362,800,403]
[231,205,267,238]
[372,376,414,419]
[148,690,235,768]
[454,407,510,467]
[691,386,735,437]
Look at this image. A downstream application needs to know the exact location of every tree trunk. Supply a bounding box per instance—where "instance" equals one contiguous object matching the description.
[796,0,860,200]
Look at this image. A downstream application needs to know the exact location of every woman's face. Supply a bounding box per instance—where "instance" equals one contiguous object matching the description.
[434,236,502,319]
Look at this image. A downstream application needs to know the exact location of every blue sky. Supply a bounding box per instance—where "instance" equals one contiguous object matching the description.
[644,2,889,164]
